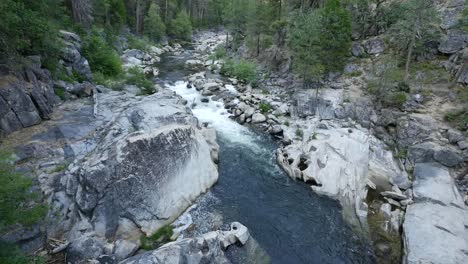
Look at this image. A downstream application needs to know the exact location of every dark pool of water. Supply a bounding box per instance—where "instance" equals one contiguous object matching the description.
[215,131,375,264]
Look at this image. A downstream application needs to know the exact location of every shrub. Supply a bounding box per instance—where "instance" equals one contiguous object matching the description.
[168,11,192,41]
[397,81,410,93]
[384,91,407,108]
[126,66,155,95]
[82,30,122,77]
[284,120,290,127]
[221,59,257,84]
[0,0,62,67]
[444,107,468,130]
[54,87,66,101]
[259,103,271,113]
[209,46,226,60]
[0,151,47,231]
[127,35,152,51]
[0,241,45,264]
[140,225,173,250]
[345,70,363,77]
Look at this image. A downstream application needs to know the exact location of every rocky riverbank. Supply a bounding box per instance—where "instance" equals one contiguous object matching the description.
[0,31,253,263]
[185,31,468,263]
[1,26,466,263]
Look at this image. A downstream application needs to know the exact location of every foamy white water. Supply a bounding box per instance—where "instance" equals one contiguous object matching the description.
[167,81,261,149]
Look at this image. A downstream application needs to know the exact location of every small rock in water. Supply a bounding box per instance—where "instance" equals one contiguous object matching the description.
[201,97,209,103]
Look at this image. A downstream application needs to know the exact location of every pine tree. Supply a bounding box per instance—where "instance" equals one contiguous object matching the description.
[144,3,166,41]
[168,10,192,41]
[289,0,351,85]
[246,0,275,56]
[388,0,439,82]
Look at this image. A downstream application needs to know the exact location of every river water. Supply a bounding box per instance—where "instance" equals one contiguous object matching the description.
[160,49,375,264]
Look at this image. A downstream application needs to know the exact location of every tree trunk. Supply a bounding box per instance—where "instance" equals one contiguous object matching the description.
[405,19,419,82]
[136,0,141,34]
[256,34,260,57]
[70,0,92,27]
[225,31,229,49]
[165,0,168,23]
[279,0,282,17]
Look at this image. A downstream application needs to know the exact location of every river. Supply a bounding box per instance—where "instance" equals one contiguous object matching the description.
[159,46,375,264]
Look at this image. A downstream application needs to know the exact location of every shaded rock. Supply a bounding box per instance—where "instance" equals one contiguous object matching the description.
[70,82,94,97]
[369,137,411,190]
[351,42,364,57]
[396,114,436,148]
[439,30,468,54]
[269,125,283,135]
[0,76,42,129]
[407,142,438,165]
[66,236,106,264]
[363,38,385,55]
[433,148,463,167]
[447,129,464,144]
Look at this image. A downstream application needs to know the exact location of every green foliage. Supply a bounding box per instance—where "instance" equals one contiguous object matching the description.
[0,241,45,264]
[221,59,257,83]
[346,0,406,39]
[367,58,410,109]
[144,3,166,41]
[82,30,122,77]
[54,87,66,101]
[140,225,173,250]
[460,6,468,31]
[0,0,63,66]
[388,0,440,76]
[345,70,363,77]
[444,107,468,130]
[384,91,407,108]
[395,147,408,159]
[209,46,226,60]
[259,103,272,113]
[245,0,275,55]
[92,0,127,29]
[289,0,352,83]
[126,67,155,95]
[409,61,450,84]
[319,0,352,72]
[168,11,192,41]
[49,163,67,174]
[127,35,152,51]
[0,151,47,232]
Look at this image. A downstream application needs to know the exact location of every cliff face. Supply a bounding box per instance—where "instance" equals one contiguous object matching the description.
[0,57,60,138]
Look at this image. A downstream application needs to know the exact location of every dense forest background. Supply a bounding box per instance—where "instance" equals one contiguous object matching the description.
[2,0,463,85]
